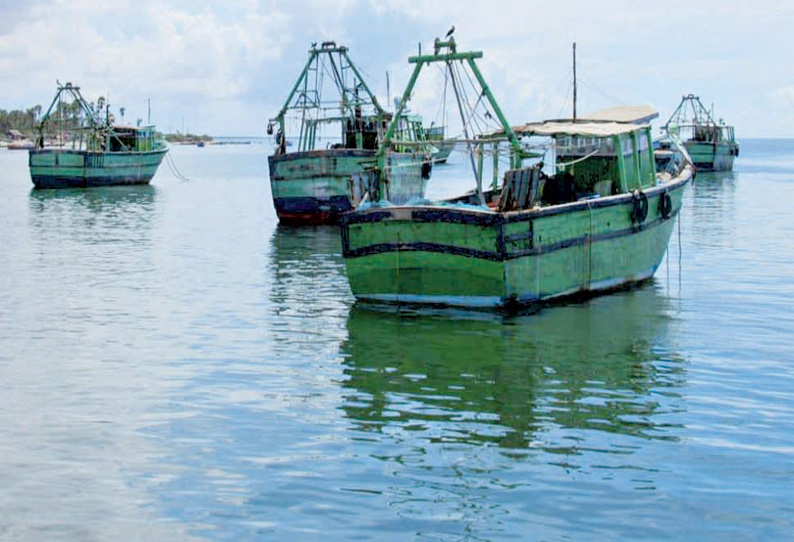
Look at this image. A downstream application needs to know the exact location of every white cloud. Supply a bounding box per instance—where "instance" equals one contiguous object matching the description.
[770,85,794,106]
[0,1,292,132]
[1,1,793,136]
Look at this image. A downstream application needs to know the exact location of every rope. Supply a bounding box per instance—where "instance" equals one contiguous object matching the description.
[165,151,190,182]
[554,149,599,168]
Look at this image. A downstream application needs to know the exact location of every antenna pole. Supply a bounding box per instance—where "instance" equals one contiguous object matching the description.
[572,42,577,121]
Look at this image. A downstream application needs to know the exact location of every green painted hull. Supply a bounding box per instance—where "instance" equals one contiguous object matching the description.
[683,140,738,172]
[342,174,691,310]
[268,149,427,225]
[29,148,168,189]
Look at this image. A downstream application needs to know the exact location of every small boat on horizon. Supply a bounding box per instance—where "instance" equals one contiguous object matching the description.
[340,36,694,311]
[8,139,35,151]
[28,82,168,189]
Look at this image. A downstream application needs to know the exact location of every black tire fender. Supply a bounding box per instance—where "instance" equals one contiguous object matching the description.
[659,191,673,219]
[631,190,649,223]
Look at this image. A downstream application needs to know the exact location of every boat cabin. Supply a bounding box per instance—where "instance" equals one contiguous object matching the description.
[342,110,391,151]
[689,124,735,145]
[526,121,657,203]
[450,120,659,211]
[83,125,160,153]
[107,126,159,152]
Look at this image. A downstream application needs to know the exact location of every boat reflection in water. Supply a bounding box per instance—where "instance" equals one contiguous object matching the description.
[341,284,686,455]
[28,184,157,238]
[268,224,352,313]
[24,185,159,339]
[267,224,353,356]
[339,288,687,535]
[29,183,157,210]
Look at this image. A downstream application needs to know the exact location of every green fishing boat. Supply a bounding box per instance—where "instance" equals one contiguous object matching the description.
[662,94,738,172]
[340,36,694,311]
[425,124,456,163]
[267,41,431,225]
[29,82,168,189]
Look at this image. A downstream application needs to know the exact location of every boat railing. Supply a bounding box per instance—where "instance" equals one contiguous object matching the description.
[661,131,695,178]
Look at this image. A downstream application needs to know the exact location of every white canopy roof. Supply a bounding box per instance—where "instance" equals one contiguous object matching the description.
[484,105,658,139]
[580,105,659,124]
[512,121,649,138]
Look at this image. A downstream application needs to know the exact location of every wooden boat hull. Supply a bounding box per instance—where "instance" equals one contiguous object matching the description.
[268,148,428,225]
[29,148,168,189]
[683,140,738,172]
[341,174,691,310]
[268,148,375,225]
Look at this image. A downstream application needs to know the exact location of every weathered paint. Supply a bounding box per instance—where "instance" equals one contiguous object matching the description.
[29,147,168,189]
[268,148,428,225]
[267,41,434,225]
[29,83,169,189]
[341,176,690,310]
[340,38,693,311]
[683,141,737,172]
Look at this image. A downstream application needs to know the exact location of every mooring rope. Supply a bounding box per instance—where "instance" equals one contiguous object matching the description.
[165,151,190,182]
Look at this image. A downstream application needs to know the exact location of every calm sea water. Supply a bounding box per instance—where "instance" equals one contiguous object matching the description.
[1,140,792,541]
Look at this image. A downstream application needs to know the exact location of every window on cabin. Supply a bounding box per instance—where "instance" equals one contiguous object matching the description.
[555,135,616,157]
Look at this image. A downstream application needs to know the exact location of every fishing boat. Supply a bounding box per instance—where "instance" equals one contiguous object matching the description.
[267,41,431,225]
[391,105,456,163]
[340,36,694,311]
[8,139,35,151]
[6,130,35,150]
[661,94,738,172]
[425,124,456,163]
[28,82,168,189]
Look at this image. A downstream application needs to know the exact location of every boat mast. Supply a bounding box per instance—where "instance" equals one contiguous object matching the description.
[378,35,523,202]
[572,42,577,122]
[270,42,386,151]
[447,55,483,204]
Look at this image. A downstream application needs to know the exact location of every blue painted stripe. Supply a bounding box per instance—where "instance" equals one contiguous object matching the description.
[355,269,659,310]
[273,196,352,215]
[32,175,156,189]
[343,208,680,261]
[342,176,689,227]
[347,241,505,261]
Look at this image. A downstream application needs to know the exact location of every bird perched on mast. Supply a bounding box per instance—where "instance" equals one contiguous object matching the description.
[445,25,455,38]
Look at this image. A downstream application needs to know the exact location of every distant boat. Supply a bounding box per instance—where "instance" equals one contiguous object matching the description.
[266,41,432,225]
[6,129,35,150]
[424,124,456,163]
[340,36,694,311]
[661,94,738,172]
[28,82,168,189]
[8,139,35,150]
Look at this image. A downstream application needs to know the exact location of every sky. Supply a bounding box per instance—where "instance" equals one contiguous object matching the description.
[1,0,792,138]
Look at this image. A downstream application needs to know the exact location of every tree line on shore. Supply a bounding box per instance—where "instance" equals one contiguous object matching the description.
[2,101,86,139]
[2,103,211,143]
[1,106,43,138]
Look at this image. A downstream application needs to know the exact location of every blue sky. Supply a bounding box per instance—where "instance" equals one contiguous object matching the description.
[1,0,791,137]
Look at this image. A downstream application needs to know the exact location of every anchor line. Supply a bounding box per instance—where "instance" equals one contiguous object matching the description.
[165,152,190,182]
[677,203,683,301]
